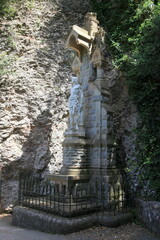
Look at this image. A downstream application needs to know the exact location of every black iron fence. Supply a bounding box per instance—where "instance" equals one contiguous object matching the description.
[18,173,133,218]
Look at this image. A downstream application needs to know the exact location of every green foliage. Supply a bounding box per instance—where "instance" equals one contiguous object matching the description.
[92,0,160,200]
[0,52,15,86]
[0,0,17,19]
[0,0,35,84]
[0,0,35,19]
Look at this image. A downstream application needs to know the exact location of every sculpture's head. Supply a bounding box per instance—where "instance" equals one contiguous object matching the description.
[71,76,78,84]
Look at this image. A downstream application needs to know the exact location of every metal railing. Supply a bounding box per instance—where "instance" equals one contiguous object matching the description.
[18,173,133,218]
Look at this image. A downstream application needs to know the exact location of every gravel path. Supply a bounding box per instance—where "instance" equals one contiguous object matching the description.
[0,214,159,240]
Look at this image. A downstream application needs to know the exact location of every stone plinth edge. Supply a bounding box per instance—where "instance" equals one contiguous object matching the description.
[136,199,160,237]
[12,206,132,234]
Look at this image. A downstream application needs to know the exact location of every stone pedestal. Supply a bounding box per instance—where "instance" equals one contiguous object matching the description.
[61,128,89,172]
[47,126,90,193]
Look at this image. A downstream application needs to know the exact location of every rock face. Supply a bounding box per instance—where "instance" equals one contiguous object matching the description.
[107,70,138,193]
[0,0,138,210]
[0,0,90,209]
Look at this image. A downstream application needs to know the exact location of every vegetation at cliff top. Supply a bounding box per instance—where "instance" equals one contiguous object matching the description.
[92,0,160,200]
[0,0,36,18]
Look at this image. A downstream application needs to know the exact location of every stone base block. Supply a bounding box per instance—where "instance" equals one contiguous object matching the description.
[136,199,160,236]
[47,171,90,193]
[12,206,132,234]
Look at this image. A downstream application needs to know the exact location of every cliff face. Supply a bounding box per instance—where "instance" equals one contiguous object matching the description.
[0,0,138,210]
[108,70,138,192]
[0,0,90,209]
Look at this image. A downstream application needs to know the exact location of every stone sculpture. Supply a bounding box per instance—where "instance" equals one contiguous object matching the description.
[68,76,83,130]
[48,12,122,202]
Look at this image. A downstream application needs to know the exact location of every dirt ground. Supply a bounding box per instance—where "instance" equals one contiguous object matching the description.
[70,223,160,240]
[0,214,159,240]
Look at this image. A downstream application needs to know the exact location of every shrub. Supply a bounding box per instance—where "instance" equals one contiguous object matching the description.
[92,0,160,200]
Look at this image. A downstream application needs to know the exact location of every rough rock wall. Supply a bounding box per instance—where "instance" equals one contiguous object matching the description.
[107,68,138,193]
[0,0,90,210]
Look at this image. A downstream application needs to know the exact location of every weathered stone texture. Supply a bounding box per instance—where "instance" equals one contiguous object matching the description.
[137,199,160,236]
[107,69,139,192]
[12,206,132,234]
[0,0,90,209]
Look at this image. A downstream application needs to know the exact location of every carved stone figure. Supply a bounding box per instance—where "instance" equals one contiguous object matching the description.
[68,76,83,130]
